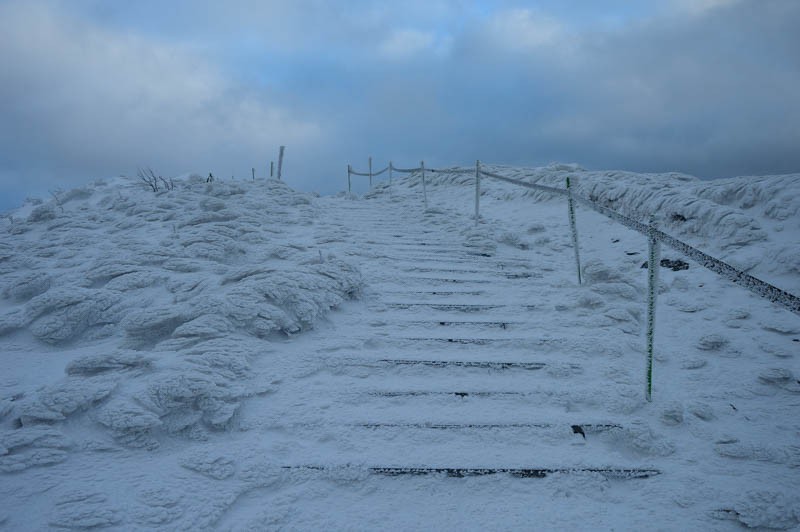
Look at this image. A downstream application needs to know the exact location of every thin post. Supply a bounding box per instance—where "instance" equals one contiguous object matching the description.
[347,164,352,194]
[645,215,660,402]
[251,167,255,180]
[270,161,274,178]
[566,176,582,285]
[369,156,373,188]
[474,160,481,226]
[421,161,428,210]
[389,162,393,185]
[277,146,285,180]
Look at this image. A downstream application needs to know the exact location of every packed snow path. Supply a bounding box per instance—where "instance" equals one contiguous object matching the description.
[1,174,799,530]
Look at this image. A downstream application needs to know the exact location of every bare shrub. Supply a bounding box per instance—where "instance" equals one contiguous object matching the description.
[137,168,174,192]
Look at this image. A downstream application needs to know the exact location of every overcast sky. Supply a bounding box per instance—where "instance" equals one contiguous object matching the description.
[1,0,798,211]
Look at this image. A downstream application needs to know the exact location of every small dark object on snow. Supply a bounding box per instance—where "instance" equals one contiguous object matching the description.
[611,238,620,243]
[671,213,688,222]
[207,172,214,183]
[455,392,469,398]
[730,403,737,411]
[571,425,586,439]
[661,258,689,271]
[640,259,690,271]
[626,252,638,256]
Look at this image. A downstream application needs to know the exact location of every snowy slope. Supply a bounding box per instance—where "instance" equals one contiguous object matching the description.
[0,176,360,462]
[1,168,799,530]
[425,164,800,295]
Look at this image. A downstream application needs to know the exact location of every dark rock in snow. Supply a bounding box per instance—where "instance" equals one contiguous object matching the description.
[640,259,690,271]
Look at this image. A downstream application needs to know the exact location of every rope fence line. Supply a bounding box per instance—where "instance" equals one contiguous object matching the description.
[348,158,800,315]
[348,157,800,399]
[350,168,389,177]
[468,168,800,316]
[349,170,372,177]
[391,165,420,173]
[479,169,566,196]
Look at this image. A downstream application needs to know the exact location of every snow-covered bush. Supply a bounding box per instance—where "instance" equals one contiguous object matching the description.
[0,176,362,452]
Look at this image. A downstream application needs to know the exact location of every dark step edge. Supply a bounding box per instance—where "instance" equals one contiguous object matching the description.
[381,304,539,312]
[387,278,494,284]
[403,268,534,275]
[373,359,550,370]
[396,320,522,325]
[382,291,487,296]
[386,303,502,309]
[380,256,530,266]
[285,465,660,479]
[354,422,621,432]
[394,338,536,344]
[280,422,622,433]
[371,391,528,398]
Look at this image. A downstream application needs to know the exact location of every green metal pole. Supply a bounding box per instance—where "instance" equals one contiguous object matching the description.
[646,215,660,402]
[566,177,582,285]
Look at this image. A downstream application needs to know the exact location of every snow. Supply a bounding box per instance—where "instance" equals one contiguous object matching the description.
[1,167,799,530]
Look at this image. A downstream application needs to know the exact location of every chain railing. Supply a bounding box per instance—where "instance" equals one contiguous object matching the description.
[348,158,800,399]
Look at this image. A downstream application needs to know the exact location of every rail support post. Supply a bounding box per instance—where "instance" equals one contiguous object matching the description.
[474,160,481,226]
[389,162,393,186]
[369,156,373,188]
[277,146,285,180]
[566,176,582,285]
[270,161,274,178]
[347,164,352,195]
[645,215,660,402]
[421,161,428,210]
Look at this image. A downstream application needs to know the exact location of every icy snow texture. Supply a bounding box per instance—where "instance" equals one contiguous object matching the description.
[0,426,72,472]
[723,491,800,529]
[0,177,361,455]
[421,164,800,295]
[0,165,798,530]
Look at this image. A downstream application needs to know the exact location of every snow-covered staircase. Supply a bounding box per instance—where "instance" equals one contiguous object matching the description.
[247,192,666,494]
[4,176,798,530]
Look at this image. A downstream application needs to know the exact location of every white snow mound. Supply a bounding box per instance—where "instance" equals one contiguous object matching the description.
[0,176,361,457]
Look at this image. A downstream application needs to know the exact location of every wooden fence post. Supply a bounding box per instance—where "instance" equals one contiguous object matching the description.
[277,146,285,180]
[347,165,352,194]
[421,161,428,209]
[474,160,481,225]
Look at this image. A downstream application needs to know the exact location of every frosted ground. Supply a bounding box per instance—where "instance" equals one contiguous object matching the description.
[0,166,798,530]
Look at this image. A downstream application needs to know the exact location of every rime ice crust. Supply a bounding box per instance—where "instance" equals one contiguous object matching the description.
[0,177,361,453]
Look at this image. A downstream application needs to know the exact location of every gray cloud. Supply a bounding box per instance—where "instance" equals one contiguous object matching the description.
[0,1,324,209]
[1,0,798,211]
